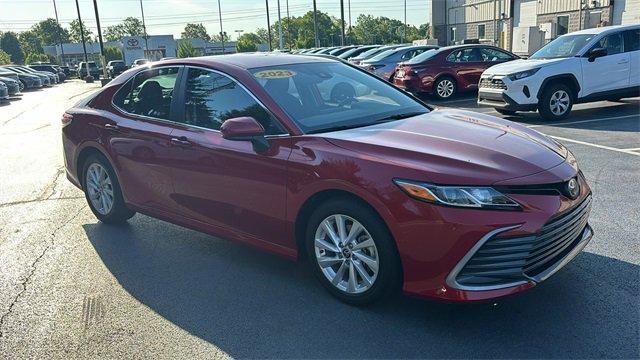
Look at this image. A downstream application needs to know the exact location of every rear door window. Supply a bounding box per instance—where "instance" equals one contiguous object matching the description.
[113,66,179,120]
[623,29,640,52]
[591,33,624,55]
[480,48,514,62]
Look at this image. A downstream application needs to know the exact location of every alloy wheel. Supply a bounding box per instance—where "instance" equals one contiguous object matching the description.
[437,79,454,98]
[86,163,114,215]
[549,90,570,116]
[314,214,379,294]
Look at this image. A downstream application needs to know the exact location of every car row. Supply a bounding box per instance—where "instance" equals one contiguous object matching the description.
[63,52,594,306]
[0,63,66,103]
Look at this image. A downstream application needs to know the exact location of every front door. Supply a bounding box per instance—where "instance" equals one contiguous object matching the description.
[168,67,292,247]
[581,32,630,96]
[448,48,485,91]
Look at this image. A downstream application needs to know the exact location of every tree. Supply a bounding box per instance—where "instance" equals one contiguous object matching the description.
[177,40,200,58]
[25,53,51,64]
[211,32,230,43]
[236,33,263,52]
[31,18,70,46]
[69,19,94,43]
[104,46,123,62]
[0,32,25,64]
[0,49,11,65]
[104,17,144,41]
[18,30,43,58]
[182,23,210,41]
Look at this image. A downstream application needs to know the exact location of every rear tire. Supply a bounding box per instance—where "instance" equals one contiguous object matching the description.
[538,83,574,121]
[305,198,401,305]
[433,76,457,100]
[496,109,517,116]
[82,153,135,224]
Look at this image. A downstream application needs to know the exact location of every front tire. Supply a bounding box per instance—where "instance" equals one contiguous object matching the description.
[305,199,401,305]
[539,83,573,121]
[433,76,457,100]
[82,153,135,224]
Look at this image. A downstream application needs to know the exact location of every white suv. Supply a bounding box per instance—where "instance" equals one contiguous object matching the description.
[478,24,640,120]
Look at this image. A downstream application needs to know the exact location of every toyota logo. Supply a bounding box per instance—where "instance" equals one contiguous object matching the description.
[566,178,580,199]
[127,38,139,47]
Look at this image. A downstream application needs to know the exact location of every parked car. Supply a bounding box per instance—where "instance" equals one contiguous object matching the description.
[18,65,59,84]
[0,69,25,92]
[0,68,41,90]
[338,45,380,60]
[62,54,593,305]
[29,64,66,82]
[59,65,71,77]
[1,65,51,86]
[361,45,439,81]
[349,44,407,65]
[0,81,8,101]
[479,24,640,120]
[315,46,341,55]
[394,44,519,99]
[328,45,359,57]
[131,59,150,67]
[0,76,21,96]
[78,61,101,78]
[107,60,128,78]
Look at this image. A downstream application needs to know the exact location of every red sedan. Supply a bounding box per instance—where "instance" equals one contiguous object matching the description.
[62,54,592,305]
[394,44,518,99]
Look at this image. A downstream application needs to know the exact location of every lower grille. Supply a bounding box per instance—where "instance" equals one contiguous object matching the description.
[480,78,507,90]
[455,195,592,288]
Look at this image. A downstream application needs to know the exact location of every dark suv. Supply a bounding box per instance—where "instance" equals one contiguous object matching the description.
[393,44,518,99]
[29,64,66,82]
[78,61,101,78]
[107,60,128,78]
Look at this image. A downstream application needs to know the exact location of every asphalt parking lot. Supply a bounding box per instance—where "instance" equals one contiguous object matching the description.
[0,81,638,359]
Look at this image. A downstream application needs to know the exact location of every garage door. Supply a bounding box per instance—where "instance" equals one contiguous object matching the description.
[514,0,538,27]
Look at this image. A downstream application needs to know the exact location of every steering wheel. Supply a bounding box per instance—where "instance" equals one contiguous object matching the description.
[330,82,357,106]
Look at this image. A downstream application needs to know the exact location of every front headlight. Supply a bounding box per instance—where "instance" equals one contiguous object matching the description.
[394,179,521,210]
[508,68,540,81]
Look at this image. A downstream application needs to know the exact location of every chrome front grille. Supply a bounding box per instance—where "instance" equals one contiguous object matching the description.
[455,195,592,288]
[480,78,507,90]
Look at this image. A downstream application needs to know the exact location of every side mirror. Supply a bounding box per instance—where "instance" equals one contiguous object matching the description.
[588,47,607,62]
[220,116,270,153]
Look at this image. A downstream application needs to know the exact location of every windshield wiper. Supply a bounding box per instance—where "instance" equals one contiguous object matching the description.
[307,124,369,134]
[375,111,427,122]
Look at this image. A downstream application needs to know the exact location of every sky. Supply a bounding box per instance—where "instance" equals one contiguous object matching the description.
[0,0,431,41]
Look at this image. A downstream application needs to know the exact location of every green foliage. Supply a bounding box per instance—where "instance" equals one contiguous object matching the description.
[211,32,230,42]
[25,52,50,64]
[350,15,429,45]
[269,10,342,49]
[177,40,200,58]
[182,23,210,41]
[236,33,264,52]
[104,17,145,42]
[31,18,70,46]
[69,19,94,43]
[0,32,24,64]
[104,46,123,62]
[0,49,11,65]
[18,30,43,57]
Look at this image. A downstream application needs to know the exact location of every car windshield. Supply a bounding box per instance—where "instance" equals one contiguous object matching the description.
[353,47,385,60]
[367,48,398,62]
[406,49,440,64]
[530,34,596,59]
[249,62,429,134]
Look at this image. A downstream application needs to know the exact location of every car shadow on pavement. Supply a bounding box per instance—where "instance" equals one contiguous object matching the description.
[83,217,639,359]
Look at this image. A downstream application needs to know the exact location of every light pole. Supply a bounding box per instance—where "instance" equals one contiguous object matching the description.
[91,0,107,80]
[73,0,89,81]
[52,0,66,65]
[340,0,345,46]
[313,0,319,47]
[286,0,291,50]
[217,0,226,53]
[265,0,272,51]
[234,29,244,40]
[402,0,407,43]
[277,0,283,49]
[139,0,148,53]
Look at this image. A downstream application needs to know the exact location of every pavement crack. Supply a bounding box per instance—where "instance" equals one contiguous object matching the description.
[0,196,84,208]
[0,204,87,339]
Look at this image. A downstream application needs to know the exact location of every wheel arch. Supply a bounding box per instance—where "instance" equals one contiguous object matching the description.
[537,74,581,100]
[75,143,117,190]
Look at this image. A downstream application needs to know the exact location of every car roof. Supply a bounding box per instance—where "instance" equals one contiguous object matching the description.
[568,23,640,36]
[163,53,336,69]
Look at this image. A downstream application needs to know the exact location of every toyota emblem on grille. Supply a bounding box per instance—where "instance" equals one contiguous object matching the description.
[127,38,139,47]
[566,178,580,199]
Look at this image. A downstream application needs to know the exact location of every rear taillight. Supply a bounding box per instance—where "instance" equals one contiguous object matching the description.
[62,113,73,126]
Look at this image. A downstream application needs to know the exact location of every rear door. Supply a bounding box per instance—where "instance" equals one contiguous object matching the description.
[581,32,630,95]
[106,66,184,211]
[623,28,640,87]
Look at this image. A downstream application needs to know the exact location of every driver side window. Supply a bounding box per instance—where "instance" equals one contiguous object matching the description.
[113,67,179,120]
[591,33,624,56]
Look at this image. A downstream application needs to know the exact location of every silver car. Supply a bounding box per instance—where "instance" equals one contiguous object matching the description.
[360,45,438,81]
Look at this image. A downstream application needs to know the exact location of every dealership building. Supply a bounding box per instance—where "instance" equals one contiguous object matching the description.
[44,35,236,66]
[430,0,640,55]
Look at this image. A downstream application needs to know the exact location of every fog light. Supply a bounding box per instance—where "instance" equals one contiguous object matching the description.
[523,86,530,98]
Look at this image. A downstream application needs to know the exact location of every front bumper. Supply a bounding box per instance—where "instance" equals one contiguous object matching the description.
[478,90,537,111]
[0,88,8,100]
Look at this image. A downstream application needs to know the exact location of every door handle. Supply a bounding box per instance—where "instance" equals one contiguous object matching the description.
[170,136,192,147]
[103,123,121,132]
[618,59,629,64]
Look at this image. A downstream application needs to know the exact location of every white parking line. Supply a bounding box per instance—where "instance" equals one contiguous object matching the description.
[623,147,640,151]
[526,114,640,128]
[548,135,640,156]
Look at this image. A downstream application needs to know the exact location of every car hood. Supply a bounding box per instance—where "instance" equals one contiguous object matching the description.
[484,58,567,76]
[318,109,568,185]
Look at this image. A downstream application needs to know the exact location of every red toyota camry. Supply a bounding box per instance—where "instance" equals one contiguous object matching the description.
[62,54,592,305]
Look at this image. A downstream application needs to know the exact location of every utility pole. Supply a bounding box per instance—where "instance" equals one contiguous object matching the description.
[277,0,283,49]
[340,0,345,45]
[91,0,107,80]
[74,0,89,80]
[217,0,226,53]
[139,0,148,53]
[348,0,351,44]
[265,0,272,51]
[52,0,66,65]
[313,0,319,47]
[403,0,407,43]
[286,0,291,50]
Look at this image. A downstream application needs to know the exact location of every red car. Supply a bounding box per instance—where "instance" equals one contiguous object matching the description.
[62,54,592,305]
[394,44,518,99]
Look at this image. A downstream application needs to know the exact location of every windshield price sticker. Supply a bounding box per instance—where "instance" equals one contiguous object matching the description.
[254,70,297,79]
